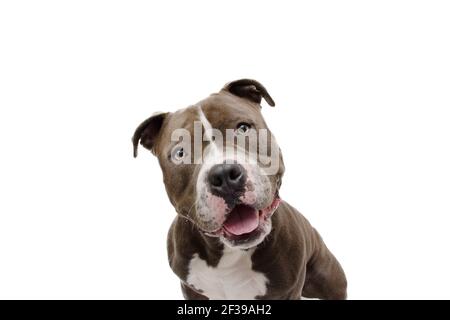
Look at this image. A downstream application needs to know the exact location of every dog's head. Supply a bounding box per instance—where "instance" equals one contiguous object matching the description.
[133,79,285,249]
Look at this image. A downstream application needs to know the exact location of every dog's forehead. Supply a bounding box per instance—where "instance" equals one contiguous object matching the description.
[156,93,267,157]
[166,93,262,130]
[198,93,262,123]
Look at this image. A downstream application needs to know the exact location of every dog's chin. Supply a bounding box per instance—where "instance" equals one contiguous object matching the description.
[205,197,281,250]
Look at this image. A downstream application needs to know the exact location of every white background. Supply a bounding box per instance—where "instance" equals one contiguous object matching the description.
[1,1,449,299]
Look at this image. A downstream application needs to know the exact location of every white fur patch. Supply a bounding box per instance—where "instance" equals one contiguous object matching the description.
[197,106,221,158]
[186,247,268,300]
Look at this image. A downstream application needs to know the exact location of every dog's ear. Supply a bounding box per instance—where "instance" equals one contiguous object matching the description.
[132,112,169,158]
[222,79,275,107]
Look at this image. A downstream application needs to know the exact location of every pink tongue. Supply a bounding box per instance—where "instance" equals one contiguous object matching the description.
[223,205,259,235]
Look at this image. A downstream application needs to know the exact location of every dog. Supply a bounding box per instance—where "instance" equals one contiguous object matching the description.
[132,79,347,299]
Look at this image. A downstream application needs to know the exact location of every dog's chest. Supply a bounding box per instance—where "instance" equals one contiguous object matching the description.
[186,247,268,300]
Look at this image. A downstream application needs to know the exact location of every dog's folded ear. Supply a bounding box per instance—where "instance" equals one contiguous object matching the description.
[132,112,169,158]
[222,79,275,107]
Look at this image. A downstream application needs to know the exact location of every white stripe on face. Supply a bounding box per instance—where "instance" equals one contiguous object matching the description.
[197,106,221,160]
[197,106,213,140]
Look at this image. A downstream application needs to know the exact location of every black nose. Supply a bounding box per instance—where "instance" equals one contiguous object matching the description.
[208,164,246,196]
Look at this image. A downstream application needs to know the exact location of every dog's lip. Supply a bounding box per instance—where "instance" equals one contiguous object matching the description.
[205,196,281,237]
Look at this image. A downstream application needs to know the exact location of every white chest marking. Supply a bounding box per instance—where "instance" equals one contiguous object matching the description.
[186,247,268,300]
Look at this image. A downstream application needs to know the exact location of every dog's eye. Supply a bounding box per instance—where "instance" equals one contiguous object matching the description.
[173,147,185,160]
[236,122,251,135]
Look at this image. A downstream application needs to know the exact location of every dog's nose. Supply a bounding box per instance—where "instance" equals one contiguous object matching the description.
[208,164,246,195]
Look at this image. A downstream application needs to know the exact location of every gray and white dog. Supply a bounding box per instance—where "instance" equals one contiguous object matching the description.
[133,79,347,299]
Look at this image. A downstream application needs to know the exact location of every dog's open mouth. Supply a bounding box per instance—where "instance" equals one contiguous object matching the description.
[219,197,281,241]
[223,204,260,236]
